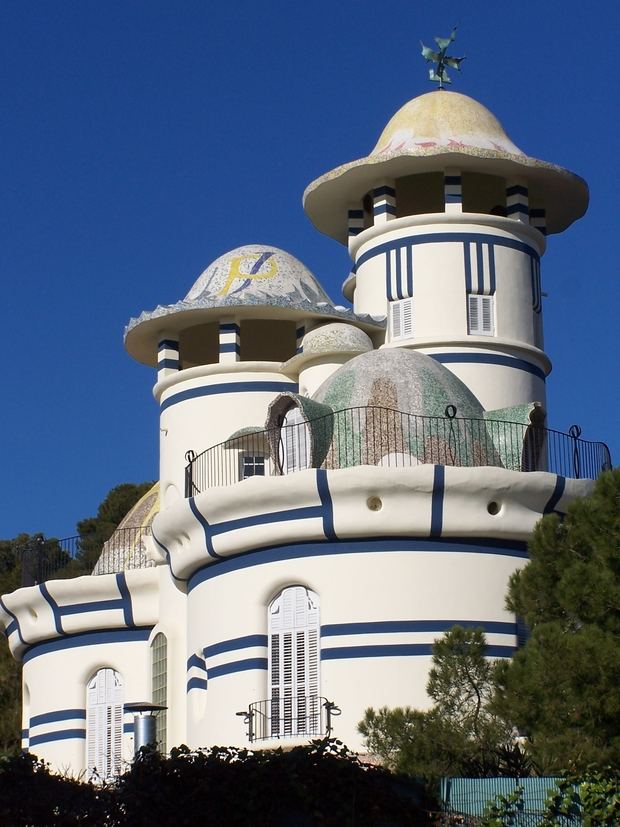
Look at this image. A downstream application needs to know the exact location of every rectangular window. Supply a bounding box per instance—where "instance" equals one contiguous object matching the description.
[389,298,414,341]
[241,454,265,479]
[468,294,494,335]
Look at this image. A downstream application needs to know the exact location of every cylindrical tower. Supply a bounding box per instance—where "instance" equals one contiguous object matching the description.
[124,245,382,509]
[304,91,588,412]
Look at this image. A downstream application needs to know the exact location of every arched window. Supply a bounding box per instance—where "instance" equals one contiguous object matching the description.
[279,406,310,474]
[268,586,320,737]
[151,633,167,751]
[86,668,123,780]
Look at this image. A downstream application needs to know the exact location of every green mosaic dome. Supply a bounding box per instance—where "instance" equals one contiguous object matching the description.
[311,349,497,469]
[312,348,484,418]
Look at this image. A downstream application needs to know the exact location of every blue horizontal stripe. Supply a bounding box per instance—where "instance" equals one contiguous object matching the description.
[208,657,268,680]
[219,323,240,333]
[187,677,208,692]
[158,339,179,351]
[219,342,240,354]
[348,227,364,236]
[445,194,462,203]
[506,203,529,216]
[21,729,28,739]
[161,381,297,413]
[29,728,86,746]
[373,203,397,216]
[187,653,206,671]
[204,634,268,659]
[23,627,152,663]
[321,643,516,661]
[209,505,324,537]
[158,358,179,371]
[506,184,528,197]
[188,537,528,592]
[348,209,364,218]
[30,708,86,728]
[320,620,517,637]
[356,232,538,269]
[444,176,461,185]
[58,599,125,617]
[123,723,134,734]
[430,352,546,381]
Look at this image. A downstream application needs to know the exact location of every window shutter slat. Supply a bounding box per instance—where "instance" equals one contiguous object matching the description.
[86,668,124,781]
[268,586,321,737]
[390,298,413,340]
[468,294,494,336]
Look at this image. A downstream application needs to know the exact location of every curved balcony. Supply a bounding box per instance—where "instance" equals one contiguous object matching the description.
[242,695,339,743]
[13,526,153,587]
[185,406,611,496]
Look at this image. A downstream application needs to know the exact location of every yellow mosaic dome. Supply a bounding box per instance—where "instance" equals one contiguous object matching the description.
[304,90,588,241]
[372,91,524,157]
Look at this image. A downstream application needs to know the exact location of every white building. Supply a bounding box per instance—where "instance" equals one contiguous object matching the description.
[0,88,610,778]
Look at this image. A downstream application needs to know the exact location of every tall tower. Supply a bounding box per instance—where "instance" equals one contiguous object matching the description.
[304,91,588,413]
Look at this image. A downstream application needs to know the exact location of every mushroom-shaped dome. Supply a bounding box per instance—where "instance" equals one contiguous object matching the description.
[184,245,333,306]
[302,323,373,357]
[372,91,523,157]
[312,348,484,418]
[304,90,588,241]
[125,245,384,366]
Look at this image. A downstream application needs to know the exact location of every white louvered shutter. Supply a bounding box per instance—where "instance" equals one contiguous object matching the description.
[86,668,124,781]
[389,298,413,340]
[468,294,494,335]
[279,407,310,474]
[268,587,320,737]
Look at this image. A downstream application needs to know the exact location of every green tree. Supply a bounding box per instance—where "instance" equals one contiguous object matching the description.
[358,627,520,782]
[495,468,620,772]
[0,481,155,756]
[76,481,154,571]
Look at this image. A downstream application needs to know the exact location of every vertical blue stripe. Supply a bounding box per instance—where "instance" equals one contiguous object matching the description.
[488,245,496,295]
[385,251,393,301]
[316,469,336,541]
[188,497,221,559]
[395,246,403,300]
[430,466,445,538]
[544,476,566,514]
[39,583,63,635]
[463,242,472,293]
[115,573,134,628]
[476,242,484,293]
[406,245,413,298]
[0,597,24,645]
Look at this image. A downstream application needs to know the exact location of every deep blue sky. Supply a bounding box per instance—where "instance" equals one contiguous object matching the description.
[1,1,618,539]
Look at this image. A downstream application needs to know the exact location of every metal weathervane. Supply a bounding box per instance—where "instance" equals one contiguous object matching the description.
[420,27,465,89]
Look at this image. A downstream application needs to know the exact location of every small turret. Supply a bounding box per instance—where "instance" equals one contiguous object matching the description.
[304,90,588,413]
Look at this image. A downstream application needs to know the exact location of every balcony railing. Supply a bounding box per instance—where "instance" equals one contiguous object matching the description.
[185,406,612,496]
[15,526,152,587]
[244,695,339,742]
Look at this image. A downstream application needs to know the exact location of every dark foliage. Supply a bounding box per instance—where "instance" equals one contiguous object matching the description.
[0,481,155,757]
[0,740,433,826]
[76,481,154,571]
[496,469,620,771]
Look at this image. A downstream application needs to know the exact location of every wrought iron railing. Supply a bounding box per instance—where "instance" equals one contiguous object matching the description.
[243,695,339,742]
[15,526,152,587]
[185,406,612,496]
